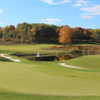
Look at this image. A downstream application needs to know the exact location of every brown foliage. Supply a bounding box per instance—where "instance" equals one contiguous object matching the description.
[59,26,72,44]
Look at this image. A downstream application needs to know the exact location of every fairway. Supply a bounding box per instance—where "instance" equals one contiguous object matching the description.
[0,45,100,100]
[0,44,58,53]
[0,61,100,96]
[66,55,100,70]
[0,92,100,100]
[0,0,100,99]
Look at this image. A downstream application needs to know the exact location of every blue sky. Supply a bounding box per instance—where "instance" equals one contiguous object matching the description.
[0,0,100,28]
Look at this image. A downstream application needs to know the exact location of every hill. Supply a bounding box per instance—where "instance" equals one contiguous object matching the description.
[66,55,100,70]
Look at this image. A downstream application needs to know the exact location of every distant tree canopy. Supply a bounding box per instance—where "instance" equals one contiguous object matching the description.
[72,27,95,43]
[0,22,99,44]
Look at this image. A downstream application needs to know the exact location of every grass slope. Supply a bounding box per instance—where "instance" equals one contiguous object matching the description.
[0,44,100,100]
[0,92,100,100]
[0,61,100,96]
[66,55,100,70]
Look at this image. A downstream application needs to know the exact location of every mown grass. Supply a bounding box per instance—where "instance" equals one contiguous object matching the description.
[66,55,100,70]
[0,44,68,57]
[0,61,100,96]
[0,44,58,53]
[0,44,100,100]
[0,92,100,100]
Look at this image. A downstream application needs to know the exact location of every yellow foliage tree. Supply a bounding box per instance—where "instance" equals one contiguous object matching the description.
[59,26,72,45]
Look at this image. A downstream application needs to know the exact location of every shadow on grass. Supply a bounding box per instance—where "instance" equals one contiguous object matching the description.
[0,57,12,62]
[0,92,100,100]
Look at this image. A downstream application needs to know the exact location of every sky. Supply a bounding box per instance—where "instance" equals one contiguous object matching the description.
[0,0,100,28]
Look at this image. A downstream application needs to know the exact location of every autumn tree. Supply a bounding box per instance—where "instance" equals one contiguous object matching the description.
[83,29,95,42]
[72,27,95,43]
[93,29,100,42]
[72,27,85,43]
[59,25,72,45]
[0,22,99,44]
[16,23,32,43]
[2,25,15,42]
[0,27,3,40]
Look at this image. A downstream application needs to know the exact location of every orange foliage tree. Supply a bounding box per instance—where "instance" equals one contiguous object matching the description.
[59,25,72,45]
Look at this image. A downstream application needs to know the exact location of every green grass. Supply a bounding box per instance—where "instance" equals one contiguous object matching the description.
[0,44,100,100]
[0,57,12,62]
[0,61,100,96]
[66,55,100,70]
[0,44,67,57]
[0,44,58,53]
[0,92,100,100]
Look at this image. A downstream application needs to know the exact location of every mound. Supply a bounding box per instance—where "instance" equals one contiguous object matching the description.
[66,55,100,70]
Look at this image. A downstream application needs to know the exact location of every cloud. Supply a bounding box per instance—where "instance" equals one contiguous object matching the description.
[39,0,100,20]
[41,18,62,24]
[81,5,100,19]
[81,15,92,19]
[72,0,100,19]
[74,0,89,7]
[40,0,70,5]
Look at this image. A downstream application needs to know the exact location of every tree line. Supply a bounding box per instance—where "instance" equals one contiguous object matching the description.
[0,22,99,44]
